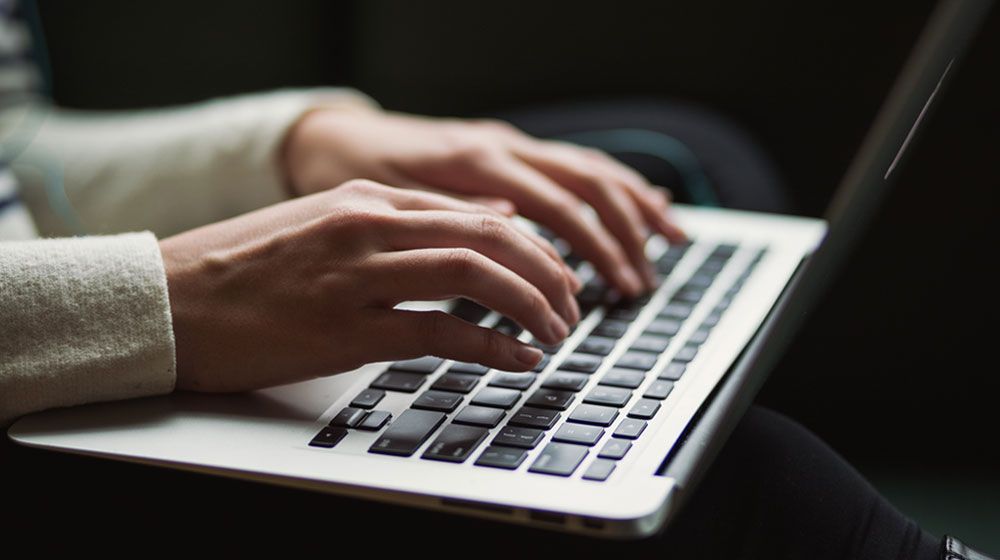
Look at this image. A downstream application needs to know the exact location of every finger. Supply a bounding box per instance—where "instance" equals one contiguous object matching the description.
[371,309,544,371]
[382,210,580,324]
[513,144,658,289]
[365,248,570,345]
[460,154,645,297]
[377,185,580,289]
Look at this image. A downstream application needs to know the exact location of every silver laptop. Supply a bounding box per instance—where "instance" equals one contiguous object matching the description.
[8,0,991,539]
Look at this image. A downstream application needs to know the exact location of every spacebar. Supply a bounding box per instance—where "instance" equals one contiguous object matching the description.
[368,409,446,457]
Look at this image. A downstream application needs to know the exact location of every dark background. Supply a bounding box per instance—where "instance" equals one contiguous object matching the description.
[11,0,1000,549]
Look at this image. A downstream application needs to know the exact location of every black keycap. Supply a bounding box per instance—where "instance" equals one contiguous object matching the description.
[371,371,426,393]
[475,445,528,470]
[493,316,523,338]
[613,418,647,439]
[492,426,545,449]
[451,298,490,324]
[631,335,671,354]
[369,409,446,456]
[689,328,711,346]
[592,320,630,339]
[330,407,367,428]
[702,311,722,328]
[431,373,480,394]
[615,351,659,371]
[658,303,693,320]
[673,344,699,363]
[508,406,561,430]
[412,390,463,412]
[628,399,661,420]
[309,426,348,448]
[532,340,563,354]
[490,372,536,390]
[686,272,716,289]
[576,336,617,356]
[357,410,392,431]
[600,368,646,389]
[568,404,620,427]
[659,362,687,380]
[541,371,590,392]
[453,405,506,428]
[605,306,641,321]
[716,295,734,310]
[525,388,575,411]
[448,362,491,376]
[552,424,605,446]
[350,388,385,409]
[560,353,603,374]
[699,258,727,273]
[422,424,489,463]
[392,356,444,374]
[584,386,633,407]
[471,387,523,409]
[645,318,682,336]
[644,380,675,400]
[598,438,632,459]
[529,442,589,476]
[531,354,552,373]
[712,244,739,258]
[672,287,705,304]
[582,459,617,481]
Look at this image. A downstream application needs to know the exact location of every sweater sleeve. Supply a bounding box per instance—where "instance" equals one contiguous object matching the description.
[0,232,175,428]
[10,87,378,238]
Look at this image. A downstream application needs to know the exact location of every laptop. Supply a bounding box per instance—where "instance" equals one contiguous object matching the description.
[8,0,991,539]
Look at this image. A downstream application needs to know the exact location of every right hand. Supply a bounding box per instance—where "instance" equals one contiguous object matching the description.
[159,179,581,393]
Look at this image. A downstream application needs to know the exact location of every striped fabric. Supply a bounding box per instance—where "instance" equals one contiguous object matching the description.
[0,0,40,240]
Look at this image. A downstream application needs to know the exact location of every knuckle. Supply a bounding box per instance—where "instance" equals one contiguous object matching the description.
[339,178,382,195]
[474,118,518,135]
[443,248,484,280]
[423,311,451,346]
[477,215,511,247]
[446,138,501,168]
[480,327,504,358]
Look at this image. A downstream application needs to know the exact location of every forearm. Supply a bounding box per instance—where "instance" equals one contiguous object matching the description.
[8,87,377,238]
[0,232,175,428]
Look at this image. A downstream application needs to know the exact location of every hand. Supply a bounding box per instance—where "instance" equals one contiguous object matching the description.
[281,109,687,298]
[160,180,580,392]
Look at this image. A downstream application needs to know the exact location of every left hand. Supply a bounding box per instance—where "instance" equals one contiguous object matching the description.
[280,109,686,298]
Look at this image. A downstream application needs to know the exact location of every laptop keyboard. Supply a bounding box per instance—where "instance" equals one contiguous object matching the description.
[309,240,766,482]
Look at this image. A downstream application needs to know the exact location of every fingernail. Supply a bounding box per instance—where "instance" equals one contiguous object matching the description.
[516,345,544,367]
[549,313,569,341]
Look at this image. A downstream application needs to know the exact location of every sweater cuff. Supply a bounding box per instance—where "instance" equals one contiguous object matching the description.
[0,232,175,427]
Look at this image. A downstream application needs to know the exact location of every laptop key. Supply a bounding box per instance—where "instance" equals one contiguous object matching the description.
[392,356,444,374]
[631,335,671,354]
[493,316,523,338]
[592,320,630,339]
[560,353,603,374]
[541,371,590,392]
[577,336,617,356]
[412,390,463,413]
[525,388,575,410]
[357,410,392,431]
[582,459,617,481]
[529,442,589,477]
[613,418,647,439]
[508,406,561,430]
[493,426,545,449]
[431,373,480,394]
[448,362,491,375]
[422,424,489,463]
[598,439,632,459]
[605,306,641,321]
[673,344,699,363]
[330,407,368,428]
[552,424,605,446]
[615,351,658,371]
[600,368,646,389]
[369,409,446,457]
[584,385,633,407]
[453,405,506,428]
[490,372,536,390]
[659,362,687,380]
[658,303,693,320]
[450,298,490,324]
[371,371,426,393]
[309,426,348,448]
[350,388,385,409]
[471,387,522,409]
[644,380,675,400]
[475,445,528,470]
[689,328,711,346]
[645,318,682,336]
[628,399,661,420]
[531,354,552,373]
[568,404,619,427]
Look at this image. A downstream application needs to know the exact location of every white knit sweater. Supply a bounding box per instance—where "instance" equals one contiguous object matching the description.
[0,87,377,428]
